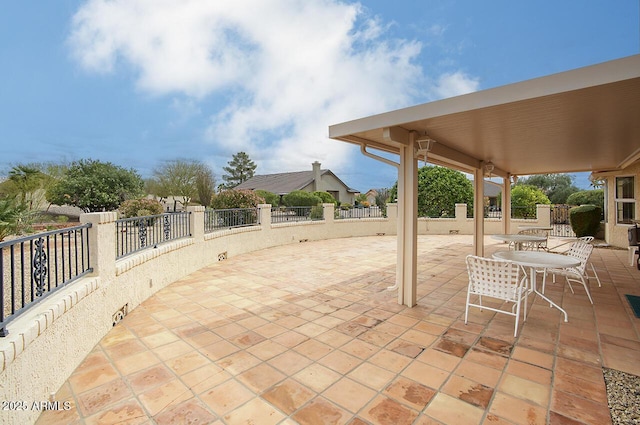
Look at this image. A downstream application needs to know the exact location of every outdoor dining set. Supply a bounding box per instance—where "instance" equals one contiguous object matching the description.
[465,226,602,336]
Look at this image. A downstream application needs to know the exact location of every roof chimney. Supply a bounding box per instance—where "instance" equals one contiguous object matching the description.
[312,161,322,192]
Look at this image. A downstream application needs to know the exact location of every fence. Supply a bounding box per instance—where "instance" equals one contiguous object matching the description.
[115,212,191,259]
[336,206,385,219]
[0,224,92,336]
[271,206,323,223]
[204,208,260,233]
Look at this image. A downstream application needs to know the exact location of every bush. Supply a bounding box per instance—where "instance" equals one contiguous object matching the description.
[282,190,322,207]
[566,189,604,210]
[310,205,324,220]
[210,190,265,209]
[510,185,551,218]
[569,205,602,237]
[313,191,337,205]
[255,190,279,207]
[340,203,352,210]
[119,198,164,218]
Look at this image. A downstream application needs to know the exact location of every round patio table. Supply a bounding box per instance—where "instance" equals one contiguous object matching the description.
[493,250,580,322]
[491,234,547,251]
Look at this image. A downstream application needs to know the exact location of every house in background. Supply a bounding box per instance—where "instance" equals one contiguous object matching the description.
[235,161,359,205]
[592,160,639,249]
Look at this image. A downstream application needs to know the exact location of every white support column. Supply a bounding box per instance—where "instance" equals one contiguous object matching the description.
[503,176,512,234]
[397,137,418,307]
[474,166,485,257]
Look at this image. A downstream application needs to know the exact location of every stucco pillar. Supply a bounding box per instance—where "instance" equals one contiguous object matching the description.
[397,141,418,307]
[503,177,512,234]
[80,211,118,282]
[257,204,272,227]
[473,168,485,257]
[536,204,551,226]
[187,206,205,242]
[455,203,467,221]
[322,203,335,223]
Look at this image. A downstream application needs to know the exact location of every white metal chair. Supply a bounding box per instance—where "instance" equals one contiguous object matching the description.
[465,255,529,337]
[518,229,548,251]
[548,236,601,287]
[542,241,595,304]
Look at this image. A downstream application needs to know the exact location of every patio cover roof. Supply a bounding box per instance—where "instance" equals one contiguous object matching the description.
[328,54,640,308]
[329,54,640,178]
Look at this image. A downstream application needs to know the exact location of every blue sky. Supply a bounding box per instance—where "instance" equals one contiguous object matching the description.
[1,1,639,192]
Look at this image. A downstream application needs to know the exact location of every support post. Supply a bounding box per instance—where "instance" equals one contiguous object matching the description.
[503,176,512,234]
[474,166,485,257]
[397,136,418,307]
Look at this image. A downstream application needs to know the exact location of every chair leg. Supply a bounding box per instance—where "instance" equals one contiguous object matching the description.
[589,263,602,287]
[465,292,470,324]
[569,276,593,304]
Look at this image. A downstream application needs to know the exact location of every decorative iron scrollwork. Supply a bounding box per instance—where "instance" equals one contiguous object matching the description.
[138,219,147,248]
[33,237,48,297]
[163,214,171,240]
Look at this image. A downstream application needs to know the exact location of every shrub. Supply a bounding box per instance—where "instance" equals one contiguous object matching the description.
[566,189,604,210]
[313,191,337,205]
[255,190,279,207]
[569,205,602,237]
[340,203,352,210]
[309,205,324,220]
[210,190,265,209]
[282,190,322,207]
[119,198,164,218]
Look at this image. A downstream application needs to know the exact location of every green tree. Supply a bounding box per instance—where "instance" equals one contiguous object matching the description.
[149,159,215,207]
[518,174,578,204]
[255,190,279,206]
[374,188,390,217]
[566,189,604,211]
[7,165,44,209]
[511,185,551,218]
[0,197,30,241]
[282,190,322,207]
[210,190,265,209]
[46,159,144,212]
[222,152,257,188]
[390,166,474,217]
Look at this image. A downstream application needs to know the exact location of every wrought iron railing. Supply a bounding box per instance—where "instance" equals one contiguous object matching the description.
[484,207,502,218]
[271,206,323,223]
[116,212,191,259]
[204,208,260,233]
[1,224,92,336]
[336,206,385,219]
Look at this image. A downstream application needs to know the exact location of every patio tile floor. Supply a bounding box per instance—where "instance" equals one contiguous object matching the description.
[35,235,640,425]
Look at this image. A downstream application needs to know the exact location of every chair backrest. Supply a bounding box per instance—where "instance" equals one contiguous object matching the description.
[465,255,526,301]
[566,241,594,274]
[579,236,594,243]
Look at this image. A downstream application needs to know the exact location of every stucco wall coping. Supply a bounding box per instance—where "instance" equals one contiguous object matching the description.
[115,238,194,275]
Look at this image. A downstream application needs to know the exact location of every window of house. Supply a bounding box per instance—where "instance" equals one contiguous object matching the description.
[615,176,635,224]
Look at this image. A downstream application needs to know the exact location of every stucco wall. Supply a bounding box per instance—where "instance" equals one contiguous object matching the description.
[602,161,640,248]
[0,202,550,425]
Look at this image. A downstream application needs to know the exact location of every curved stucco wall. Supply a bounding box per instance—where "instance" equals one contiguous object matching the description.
[0,203,550,425]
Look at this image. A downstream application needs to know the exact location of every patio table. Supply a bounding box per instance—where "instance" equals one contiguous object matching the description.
[493,250,580,322]
[491,234,547,251]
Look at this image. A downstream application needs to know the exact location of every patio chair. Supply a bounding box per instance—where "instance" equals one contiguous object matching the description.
[518,228,548,251]
[548,236,601,287]
[465,255,529,337]
[542,241,594,304]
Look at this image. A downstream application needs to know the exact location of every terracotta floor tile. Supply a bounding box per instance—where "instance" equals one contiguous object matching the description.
[292,397,351,425]
[201,340,240,361]
[417,347,462,372]
[199,379,254,415]
[369,349,413,373]
[154,398,218,425]
[401,360,449,390]
[223,397,286,425]
[454,359,502,388]
[76,378,132,417]
[424,393,484,425]
[348,362,396,391]
[340,339,379,360]
[511,346,554,370]
[262,379,315,415]
[465,348,508,371]
[68,364,120,394]
[358,329,396,346]
[505,360,552,386]
[293,363,342,393]
[153,340,194,361]
[138,379,192,416]
[102,338,148,360]
[442,375,493,409]
[489,392,547,425]
[140,330,179,349]
[269,350,313,375]
[181,363,230,394]
[318,349,361,374]
[165,350,210,376]
[126,364,174,393]
[323,377,378,413]
[553,357,603,384]
[83,399,147,425]
[384,377,436,411]
[498,374,550,407]
[360,395,419,425]
[551,389,612,425]
[293,338,334,361]
[113,350,160,376]
[237,363,286,393]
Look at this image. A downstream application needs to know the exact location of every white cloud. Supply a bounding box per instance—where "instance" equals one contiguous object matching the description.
[431,71,480,99]
[68,0,475,175]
